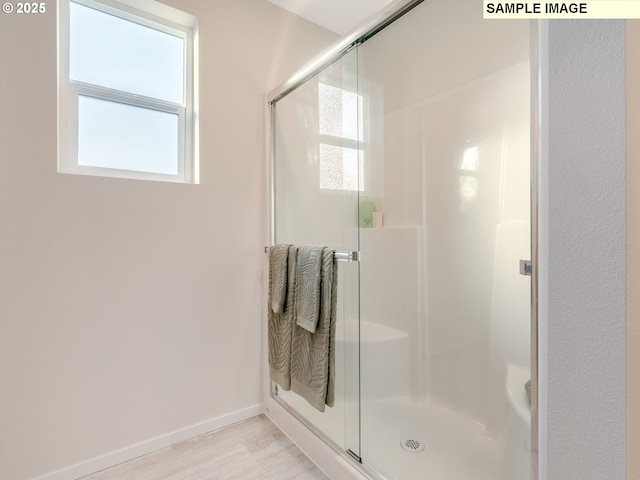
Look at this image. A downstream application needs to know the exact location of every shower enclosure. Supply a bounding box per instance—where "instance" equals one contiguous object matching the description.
[267,1,534,479]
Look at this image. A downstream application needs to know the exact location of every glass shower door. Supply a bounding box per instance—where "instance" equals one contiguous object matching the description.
[271,48,361,460]
[356,1,531,479]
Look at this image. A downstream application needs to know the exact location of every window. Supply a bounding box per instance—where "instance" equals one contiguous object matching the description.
[318,83,364,191]
[58,0,198,182]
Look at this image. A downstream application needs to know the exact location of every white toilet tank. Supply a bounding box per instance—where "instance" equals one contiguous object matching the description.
[504,363,532,480]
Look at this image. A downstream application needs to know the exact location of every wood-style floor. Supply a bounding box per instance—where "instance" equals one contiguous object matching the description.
[79,415,329,480]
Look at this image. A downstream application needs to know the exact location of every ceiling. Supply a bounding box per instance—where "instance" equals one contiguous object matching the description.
[266,0,391,35]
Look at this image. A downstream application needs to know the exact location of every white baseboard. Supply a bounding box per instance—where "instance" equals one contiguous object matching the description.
[31,403,264,480]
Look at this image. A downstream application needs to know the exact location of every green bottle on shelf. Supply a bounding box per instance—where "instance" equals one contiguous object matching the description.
[360,197,375,228]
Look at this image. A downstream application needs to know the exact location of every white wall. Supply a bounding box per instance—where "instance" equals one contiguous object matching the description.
[538,20,626,480]
[0,2,336,479]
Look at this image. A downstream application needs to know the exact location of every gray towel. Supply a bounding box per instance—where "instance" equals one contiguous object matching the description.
[269,244,290,314]
[291,247,337,412]
[294,246,324,333]
[268,246,297,390]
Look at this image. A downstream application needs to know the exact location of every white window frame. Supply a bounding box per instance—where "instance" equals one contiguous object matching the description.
[57,0,198,183]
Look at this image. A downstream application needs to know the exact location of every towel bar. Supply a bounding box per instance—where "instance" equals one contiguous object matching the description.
[264,246,359,262]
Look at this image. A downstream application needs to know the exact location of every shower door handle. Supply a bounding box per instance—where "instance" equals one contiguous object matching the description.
[334,251,360,262]
[519,259,532,276]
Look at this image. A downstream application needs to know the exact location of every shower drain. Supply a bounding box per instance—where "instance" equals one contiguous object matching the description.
[400,438,425,453]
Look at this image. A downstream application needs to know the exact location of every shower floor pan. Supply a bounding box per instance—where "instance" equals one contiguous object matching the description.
[362,398,503,480]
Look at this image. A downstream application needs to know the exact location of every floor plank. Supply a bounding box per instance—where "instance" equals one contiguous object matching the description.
[79,415,329,480]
